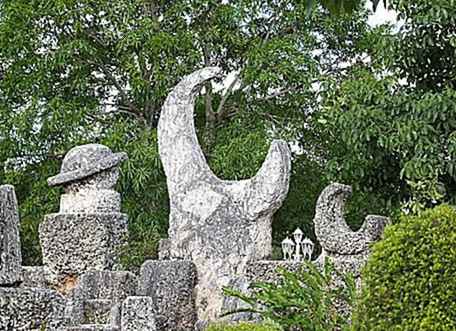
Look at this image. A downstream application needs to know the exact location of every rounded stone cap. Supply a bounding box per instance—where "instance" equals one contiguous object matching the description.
[48,144,128,187]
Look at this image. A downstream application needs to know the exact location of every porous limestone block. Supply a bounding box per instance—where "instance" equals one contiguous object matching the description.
[121,296,157,331]
[39,214,128,285]
[0,185,22,285]
[73,271,137,303]
[139,260,196,331]
[246,260,303,283]
[0,287,65,330]
[21,266,49,288]
[62,325,119,331]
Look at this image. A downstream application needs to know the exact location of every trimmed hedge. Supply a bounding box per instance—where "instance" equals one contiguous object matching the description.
[354,204,456,330]
[205,322,282,331]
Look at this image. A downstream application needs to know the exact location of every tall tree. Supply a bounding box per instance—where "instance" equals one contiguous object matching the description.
[320,0,456,216]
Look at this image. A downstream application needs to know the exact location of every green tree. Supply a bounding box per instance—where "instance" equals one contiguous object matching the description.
[319,0,456,216]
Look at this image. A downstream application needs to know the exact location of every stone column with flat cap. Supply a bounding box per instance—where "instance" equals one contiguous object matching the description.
[39,144,129,290]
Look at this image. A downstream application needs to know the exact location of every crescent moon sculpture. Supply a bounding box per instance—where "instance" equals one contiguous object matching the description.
[158,67,291,324]
[314,183,389,276]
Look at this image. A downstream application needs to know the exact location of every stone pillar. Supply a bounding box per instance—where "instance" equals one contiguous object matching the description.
[0,185,66,330]
[157,67,291,324]
[0,185,22,285]
[139,260,197,331]
[39,144,129,288]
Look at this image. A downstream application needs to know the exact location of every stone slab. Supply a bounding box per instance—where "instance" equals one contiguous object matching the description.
[139,260,196,331]
[0,185,22,285]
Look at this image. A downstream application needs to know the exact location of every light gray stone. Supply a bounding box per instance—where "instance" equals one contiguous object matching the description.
[21,266,49,288]
[121,296,157,331]
[314,183,389,277]
[73,271,137,303]
[39,213,128,286]
[157,67,291,323]
[0,185,22,285]
[41,144,129,287]
[139,260,196,331]
[65,270,137,328]
[0,287,66,330]
[48,144,127,188]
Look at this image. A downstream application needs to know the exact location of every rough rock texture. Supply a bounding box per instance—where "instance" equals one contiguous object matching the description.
[41,144,129,286]
[121,296,157,331]
[157,67,291,323]
[66,271,137,327]
[0,287,66,330]
[39,213,128,285]
[21,266,49,288]
[314,183,389,277]
[48,144,127,187]
[139,260,196,331]
[0,185,22,285]
[245,260,303,283]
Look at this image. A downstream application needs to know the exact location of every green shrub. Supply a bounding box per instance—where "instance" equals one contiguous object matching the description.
[223,260,355,331]
[354,204,456,331]
[205,321,282,331]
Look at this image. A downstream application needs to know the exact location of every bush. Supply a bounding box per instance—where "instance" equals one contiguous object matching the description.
[354,204,456,330]
[205,322,282,331]
[223,260,355,331]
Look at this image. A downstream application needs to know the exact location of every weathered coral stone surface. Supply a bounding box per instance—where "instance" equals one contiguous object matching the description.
[40,144,128,286]
[139,260,197,331]
[0,184,22,285]
[158,67,291,324]
[314,183,389,276]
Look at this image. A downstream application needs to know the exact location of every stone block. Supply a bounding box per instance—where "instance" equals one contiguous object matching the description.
[21,266,49,288]
[0,185,22,285]
[0,287,65,330]
[121,296,157,331]
[246,260,303,283]
[139,260,196,331]
[39,214,128,284]
[74,271,137,302]
[62,325,119,331]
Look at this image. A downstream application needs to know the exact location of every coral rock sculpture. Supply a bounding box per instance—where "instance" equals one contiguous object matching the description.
[314,183,389,276]
[40,144,129,287]
[157,67,291,324]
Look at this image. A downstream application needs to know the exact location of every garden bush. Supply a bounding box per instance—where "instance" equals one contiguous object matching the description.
[354,204,456,330]
[205,321,282,331]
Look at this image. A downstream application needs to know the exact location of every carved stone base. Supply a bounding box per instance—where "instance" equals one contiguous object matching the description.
[39,213,128,285]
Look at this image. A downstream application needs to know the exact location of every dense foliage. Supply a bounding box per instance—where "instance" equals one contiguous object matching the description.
[0,0,371,267]
[223,260,355,331]
[354,205,456,330]
[205,321,282,331]
[320,0,456,216]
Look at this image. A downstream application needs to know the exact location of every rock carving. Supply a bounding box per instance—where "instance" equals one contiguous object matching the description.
[40,144,129,287]
[314,183,389,276]
[157,67,291,324]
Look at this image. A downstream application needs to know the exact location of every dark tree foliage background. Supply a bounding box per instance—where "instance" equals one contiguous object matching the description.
[1,0,454,269]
